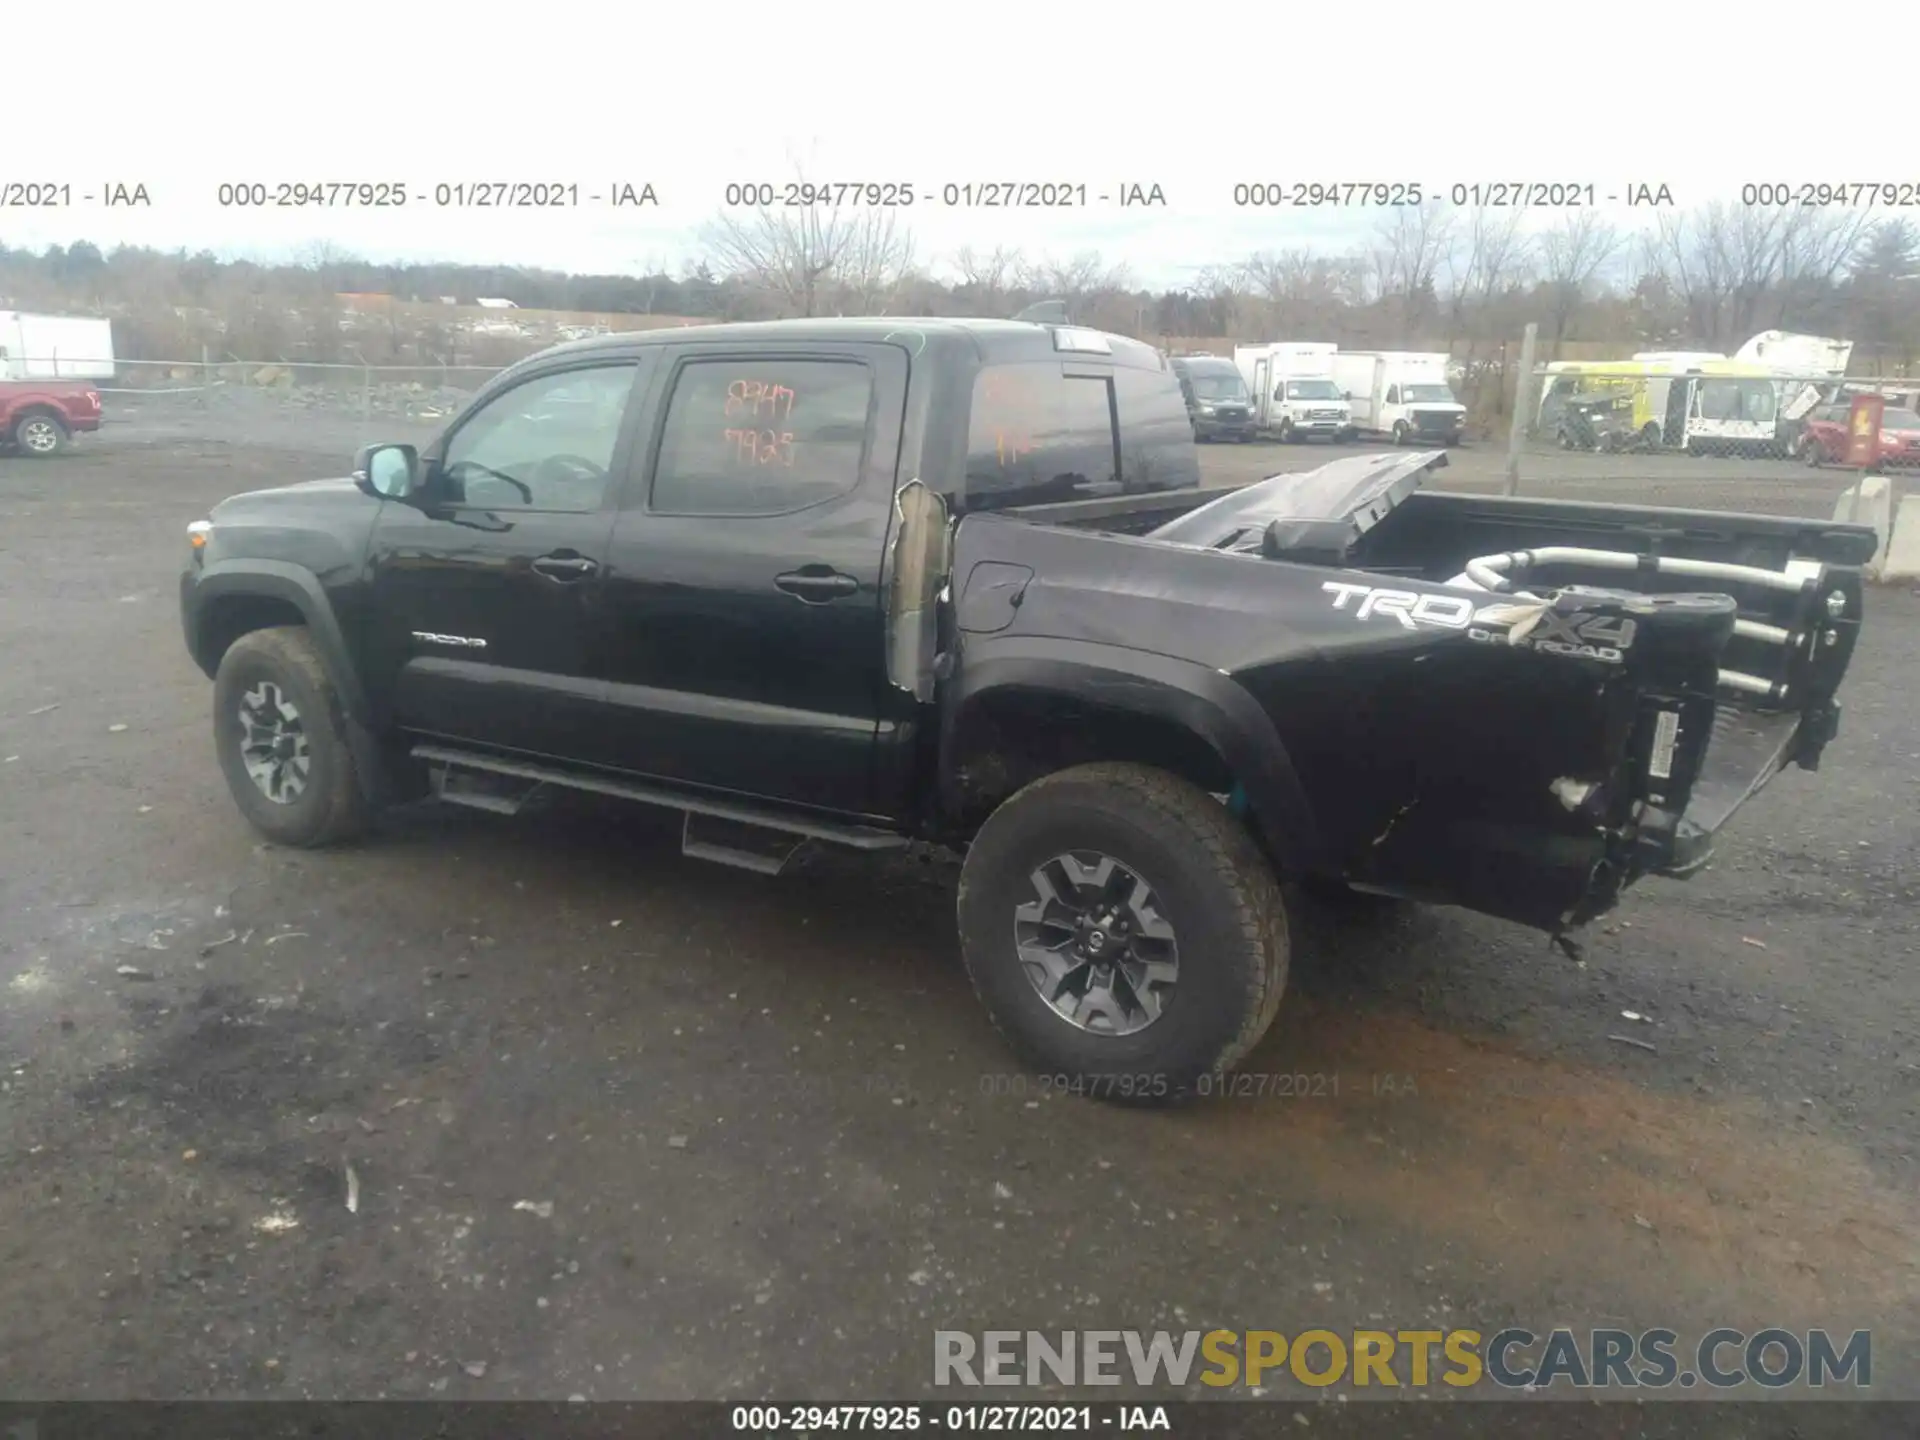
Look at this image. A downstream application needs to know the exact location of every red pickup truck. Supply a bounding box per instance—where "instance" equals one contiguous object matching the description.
[1798,400,1920,468]
[0,378,103,456]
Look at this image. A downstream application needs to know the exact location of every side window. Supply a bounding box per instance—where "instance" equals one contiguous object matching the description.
[965,362,1118,510]
[1386,385,1400,404]
[1697,380,1741,421]
[651,358,873,517]
[441,363,637,512]
[1114,365,1201,495]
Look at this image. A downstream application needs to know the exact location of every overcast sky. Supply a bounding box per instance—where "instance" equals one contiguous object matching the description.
[6,2,1908,288]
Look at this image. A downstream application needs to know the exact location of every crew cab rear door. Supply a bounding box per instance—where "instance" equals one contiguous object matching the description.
[592,341,909,815]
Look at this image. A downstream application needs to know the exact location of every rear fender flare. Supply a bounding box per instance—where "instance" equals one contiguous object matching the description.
[941,638,1324,875]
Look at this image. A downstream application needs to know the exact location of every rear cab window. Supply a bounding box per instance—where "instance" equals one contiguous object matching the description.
[964,353,1199,511]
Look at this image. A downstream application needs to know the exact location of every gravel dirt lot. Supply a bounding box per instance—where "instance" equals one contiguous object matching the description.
[2,413,1916,1427]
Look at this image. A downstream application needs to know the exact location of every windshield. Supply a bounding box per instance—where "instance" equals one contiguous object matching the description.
[1285,379,1341,401]
[1402,383,1456,403]
[1189,374,1249,402]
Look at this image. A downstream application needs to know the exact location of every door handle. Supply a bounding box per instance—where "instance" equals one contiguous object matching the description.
[531,552,599,582]
[775,567,861,602]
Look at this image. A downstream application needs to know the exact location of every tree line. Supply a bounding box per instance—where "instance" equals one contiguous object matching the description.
[2,205,1916,385]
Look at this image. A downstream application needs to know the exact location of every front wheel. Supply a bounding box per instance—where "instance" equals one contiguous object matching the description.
[212,626,372,848]
[11,411,68,457]
[1391,421,1409,446]
[957,763,1290,1105]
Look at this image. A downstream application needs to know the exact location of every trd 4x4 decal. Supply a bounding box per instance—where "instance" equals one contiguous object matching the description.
[1321,581,1637,663]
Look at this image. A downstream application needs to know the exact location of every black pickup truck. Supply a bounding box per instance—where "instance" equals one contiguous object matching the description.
[180,316,1873,1100]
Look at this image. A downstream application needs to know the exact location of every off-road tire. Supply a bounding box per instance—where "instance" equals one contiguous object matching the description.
[213,626,371,847]
[11,410,68,457]
[957,762,1289,1105]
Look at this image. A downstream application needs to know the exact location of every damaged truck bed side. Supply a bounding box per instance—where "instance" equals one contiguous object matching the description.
[971,449,1871,935]
[183,316,1872,1100]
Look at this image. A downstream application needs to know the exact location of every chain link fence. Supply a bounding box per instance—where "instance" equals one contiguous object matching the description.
[137,358,504,453]
[8,358,510,457]
[1496,341,1919,510]
[12,339,1915,522]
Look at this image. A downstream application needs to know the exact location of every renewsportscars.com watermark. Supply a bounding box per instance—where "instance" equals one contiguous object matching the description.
[934,1328,1872,1392]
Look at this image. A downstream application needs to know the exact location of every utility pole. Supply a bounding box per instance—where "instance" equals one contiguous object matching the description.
[1504,322,1538,497]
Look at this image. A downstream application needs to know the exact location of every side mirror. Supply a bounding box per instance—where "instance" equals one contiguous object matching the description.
[354,443,420,500]
[1343,391,1353,401]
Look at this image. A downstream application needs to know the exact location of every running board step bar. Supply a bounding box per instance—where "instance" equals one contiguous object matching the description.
[412,746,910,865]
[681,814,805,875]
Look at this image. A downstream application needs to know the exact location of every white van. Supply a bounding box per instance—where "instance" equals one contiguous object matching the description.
[1233,342,1353,442]
[1330,351,1465,445]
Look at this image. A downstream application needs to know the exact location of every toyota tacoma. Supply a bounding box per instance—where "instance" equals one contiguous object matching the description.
[179,317,1873,1100]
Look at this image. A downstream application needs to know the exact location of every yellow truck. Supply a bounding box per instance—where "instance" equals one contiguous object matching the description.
[1536,358,1784,456]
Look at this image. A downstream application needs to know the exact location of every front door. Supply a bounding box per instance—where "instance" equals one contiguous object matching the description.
[594,342,909,815]
[364,357,650,759]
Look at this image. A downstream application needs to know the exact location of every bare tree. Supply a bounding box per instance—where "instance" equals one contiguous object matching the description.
[836,209,918,315]
[1014,252,1138,331]
[1643,204,1872,345]
[1442,208,1534,348]
[1371,207,1455,336]
[1238,248,1367,336]
[1017,251,1133,299]
[1538,211,1623,347]
[952,245,1024,315]
[700,169,918,318]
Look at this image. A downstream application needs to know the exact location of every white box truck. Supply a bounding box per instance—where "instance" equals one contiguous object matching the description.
[0,312,116,381]
[1331,351,1466,445]
[1233,342,1353,442]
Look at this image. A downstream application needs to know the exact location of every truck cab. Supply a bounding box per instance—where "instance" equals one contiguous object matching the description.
[1233,342,1353,443]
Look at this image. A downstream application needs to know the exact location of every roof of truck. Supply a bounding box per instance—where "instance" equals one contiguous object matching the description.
[531,316,1168,369]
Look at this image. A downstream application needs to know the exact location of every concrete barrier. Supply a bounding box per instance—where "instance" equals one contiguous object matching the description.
[1881,493,1920,582]
[1831,474,1892,576]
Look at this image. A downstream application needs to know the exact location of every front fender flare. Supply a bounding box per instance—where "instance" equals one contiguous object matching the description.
[940,637,1325,875]
[184,560,398,807]
[185,559,370,722]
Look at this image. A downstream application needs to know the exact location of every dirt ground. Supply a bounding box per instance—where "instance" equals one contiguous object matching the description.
[1,421,1916,1426]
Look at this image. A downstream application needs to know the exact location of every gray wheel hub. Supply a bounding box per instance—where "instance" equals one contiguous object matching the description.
[237,681,311,804]
[19,418,60,453]
[1014,851,1180,1036]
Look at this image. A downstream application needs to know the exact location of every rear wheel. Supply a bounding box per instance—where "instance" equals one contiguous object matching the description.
[1805,438,1823,468]
[11,411,68,457]
[957,763,1289,1105]
[212,626,371,848]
